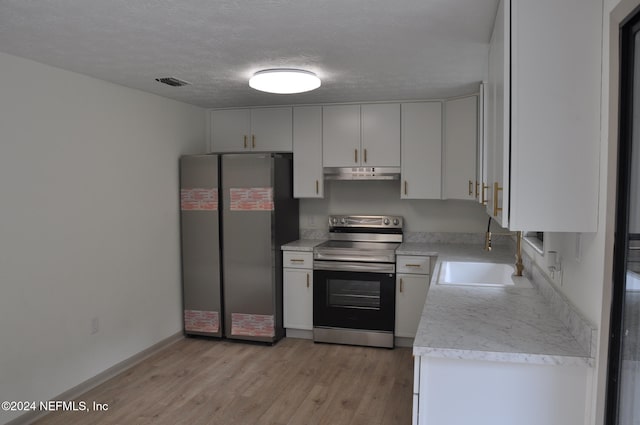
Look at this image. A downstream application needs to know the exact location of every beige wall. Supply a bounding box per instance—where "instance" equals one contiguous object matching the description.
[0,52,205,424]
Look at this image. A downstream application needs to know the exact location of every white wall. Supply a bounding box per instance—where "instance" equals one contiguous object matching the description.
[0,52,205,424]
[300,180,491,232]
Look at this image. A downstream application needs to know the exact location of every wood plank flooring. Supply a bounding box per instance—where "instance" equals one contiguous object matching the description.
[33,337,413,425]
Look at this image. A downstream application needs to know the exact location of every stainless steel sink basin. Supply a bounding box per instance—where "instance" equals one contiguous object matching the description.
[437,261,532,288]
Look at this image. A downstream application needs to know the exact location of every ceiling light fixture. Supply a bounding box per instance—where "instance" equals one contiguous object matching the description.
[249,68,321,94]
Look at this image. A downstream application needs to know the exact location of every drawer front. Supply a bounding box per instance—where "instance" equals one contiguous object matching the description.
[397,255,430,275]
[283,251,313,269]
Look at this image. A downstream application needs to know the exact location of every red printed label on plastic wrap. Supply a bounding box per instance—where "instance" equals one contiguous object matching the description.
[231,313,275,337]
[229,188,274,211]
[184,310,219,333]
[181,188,218,211]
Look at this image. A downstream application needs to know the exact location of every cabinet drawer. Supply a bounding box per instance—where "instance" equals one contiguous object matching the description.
[283,251,313,269]
[397,255,430,274]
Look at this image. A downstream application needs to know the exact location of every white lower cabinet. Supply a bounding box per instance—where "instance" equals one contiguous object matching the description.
[395,255,430,338]
[283,264,313,331]
[414,356,589,425]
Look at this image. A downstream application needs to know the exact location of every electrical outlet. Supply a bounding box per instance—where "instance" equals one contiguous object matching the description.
[91,317,99,335]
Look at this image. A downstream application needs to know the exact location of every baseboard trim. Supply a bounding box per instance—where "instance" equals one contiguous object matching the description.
[5,331,184,425]
[285,328,313,340]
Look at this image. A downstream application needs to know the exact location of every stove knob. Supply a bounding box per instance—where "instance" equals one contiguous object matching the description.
[340,217,347,225]
[393,218,400,226]
[383,218,390,225]
[331,217,338,225]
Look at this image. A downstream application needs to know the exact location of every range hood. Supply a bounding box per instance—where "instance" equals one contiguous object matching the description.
[323,167,401,180]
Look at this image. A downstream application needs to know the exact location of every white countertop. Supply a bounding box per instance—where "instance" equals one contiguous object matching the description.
[409,243,593,366]
[281,239,326,252]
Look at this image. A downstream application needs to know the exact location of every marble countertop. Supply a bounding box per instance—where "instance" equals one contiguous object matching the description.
[281,239,326,252]
[412,243,593,366]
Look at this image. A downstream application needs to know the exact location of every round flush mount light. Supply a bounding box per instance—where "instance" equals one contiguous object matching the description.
[249,68,321,94]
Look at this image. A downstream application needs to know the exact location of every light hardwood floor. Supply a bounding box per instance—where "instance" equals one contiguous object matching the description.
[34,337,413,425]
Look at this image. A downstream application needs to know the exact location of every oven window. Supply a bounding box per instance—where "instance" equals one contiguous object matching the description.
[327,279,381,310]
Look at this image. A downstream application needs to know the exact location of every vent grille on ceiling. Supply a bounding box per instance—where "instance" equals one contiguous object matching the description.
[155,77,191,87]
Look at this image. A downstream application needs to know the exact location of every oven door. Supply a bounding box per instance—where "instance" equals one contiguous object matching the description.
[313,262,395,332]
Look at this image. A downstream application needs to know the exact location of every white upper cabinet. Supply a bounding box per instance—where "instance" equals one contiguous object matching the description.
[485,0,510,227]
[250,107,293,152]
[443,96,478,200]
[323,103,400,167]
[322,105,361,167]
[477,83,488,206]
[211,109,251,152]
[210,107,292,153]
[293,106,324,198]
[485,0,601,231]
[401,102,442,199]
[361,103,400,167]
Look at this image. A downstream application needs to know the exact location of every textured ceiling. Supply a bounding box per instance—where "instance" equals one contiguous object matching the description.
[0,0,499,108]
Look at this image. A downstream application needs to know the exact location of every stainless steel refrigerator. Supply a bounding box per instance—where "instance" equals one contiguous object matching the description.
[180,154,223,338]
[180,153,299,343]
[221,153,298,343]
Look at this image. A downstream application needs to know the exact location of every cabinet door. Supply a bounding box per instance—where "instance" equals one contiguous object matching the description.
[323,104,361,167]
[477,83,488,206]
[250,107,293,152]
[401,102,442,199]
[395,274,429,338]
[508,0,600,231]
[486,0,510,227]
[211,109,251,152]
[443,96,477,200]
[293,106,323,198]
[361,103,400,167]
[283,268,313,330]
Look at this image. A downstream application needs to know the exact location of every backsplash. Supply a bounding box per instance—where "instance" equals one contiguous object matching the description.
[521,250,597,359]
[300,229,514,247]
[299,180,496,233]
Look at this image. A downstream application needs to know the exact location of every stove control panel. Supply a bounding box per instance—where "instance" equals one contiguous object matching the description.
[327,215,403,229]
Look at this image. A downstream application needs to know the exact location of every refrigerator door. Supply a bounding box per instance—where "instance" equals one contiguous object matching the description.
[222,154,280,342]
[180,155,222,337]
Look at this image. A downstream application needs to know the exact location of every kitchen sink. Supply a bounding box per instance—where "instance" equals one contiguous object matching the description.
[437,261,532,288]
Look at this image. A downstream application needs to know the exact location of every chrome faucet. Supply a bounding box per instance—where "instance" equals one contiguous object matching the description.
[485,217,524,277]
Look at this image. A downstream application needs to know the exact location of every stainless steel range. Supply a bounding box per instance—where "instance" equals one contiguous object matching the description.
[313,215,403,348]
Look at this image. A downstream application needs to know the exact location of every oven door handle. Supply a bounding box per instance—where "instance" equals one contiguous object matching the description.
[313,261,395,273]
[314,252,396,263]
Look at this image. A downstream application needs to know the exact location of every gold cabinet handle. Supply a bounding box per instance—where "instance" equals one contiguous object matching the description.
[468,180,473,196]
[244,135,247,149]
[354,149,358,164]
[405,264,422,268]
[252,135,256,148]
[481,183,488,205]
[404,180,408,195]
[493,182,503,217]
[315,180,319,194]
[306,273,310,288]
[475,181,479,199]
[400,278,404,293]
[364,149,368,163]
[289,259,305,263]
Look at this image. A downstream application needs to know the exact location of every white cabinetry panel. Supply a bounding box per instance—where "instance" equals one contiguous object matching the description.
[401,102,442,199]
[361,103,400,167]
[322,105,360,167]
[444,95,478,200]
[293,106,323,198]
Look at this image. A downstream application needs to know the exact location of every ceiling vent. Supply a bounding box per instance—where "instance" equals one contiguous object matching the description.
[155,77,191,87]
